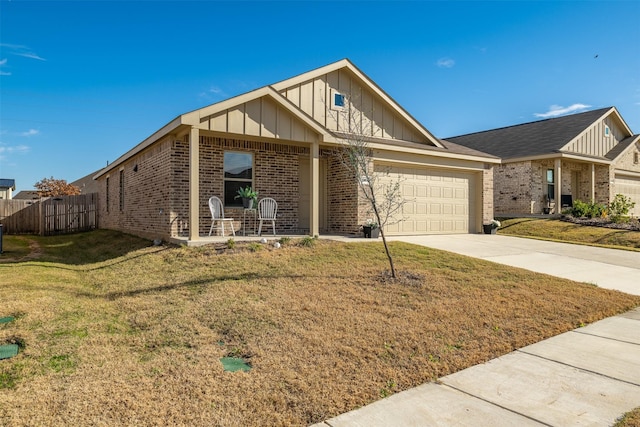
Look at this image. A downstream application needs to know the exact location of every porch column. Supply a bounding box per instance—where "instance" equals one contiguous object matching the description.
[590,163,596,201]
[310,141,320,237]
[189,126,200,241]
[554,159,562,214]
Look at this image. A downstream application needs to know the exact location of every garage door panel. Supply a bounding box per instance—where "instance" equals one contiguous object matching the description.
[376,163,476,235]
[615,175,640,216]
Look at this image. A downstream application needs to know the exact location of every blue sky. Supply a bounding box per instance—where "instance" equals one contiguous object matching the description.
[1,1,639,193]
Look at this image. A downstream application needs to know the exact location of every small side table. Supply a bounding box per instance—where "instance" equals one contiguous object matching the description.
[242,208,257,236]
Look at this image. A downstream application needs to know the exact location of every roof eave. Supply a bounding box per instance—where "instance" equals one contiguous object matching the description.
[272,58,444,149]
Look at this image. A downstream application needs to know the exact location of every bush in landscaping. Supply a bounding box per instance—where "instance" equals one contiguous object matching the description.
[570,199,607,219]
[608,194,636,222]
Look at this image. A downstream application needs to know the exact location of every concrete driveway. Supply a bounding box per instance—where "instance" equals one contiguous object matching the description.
[388,234,640,296]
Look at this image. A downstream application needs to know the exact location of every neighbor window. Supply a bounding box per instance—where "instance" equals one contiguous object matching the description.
[119,170,125,211]
[634,152,639,164]
[604,125,611,137]
[224,151,253,206]
[546,169,555,200]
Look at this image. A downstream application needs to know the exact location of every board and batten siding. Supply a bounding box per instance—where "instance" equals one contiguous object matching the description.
[565,115,627,157]
[279,68,427,144]
[197,97,318,143]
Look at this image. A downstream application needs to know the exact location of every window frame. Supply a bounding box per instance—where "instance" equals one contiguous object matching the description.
[119,169,125,211]
[223,151,254,207]
[546,168,555,201]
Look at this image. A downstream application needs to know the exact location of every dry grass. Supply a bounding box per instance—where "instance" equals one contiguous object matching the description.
[616,408,640,427]
[499,218,640,250]
[1,230,639,426]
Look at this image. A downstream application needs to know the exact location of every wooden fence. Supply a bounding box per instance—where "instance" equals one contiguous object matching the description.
[0,194,98,235]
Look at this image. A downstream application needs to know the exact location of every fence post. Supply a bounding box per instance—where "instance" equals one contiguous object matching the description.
[0,224,3,254]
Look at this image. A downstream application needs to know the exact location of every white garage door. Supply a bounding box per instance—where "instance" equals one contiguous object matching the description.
[376,164,476,235]
[615,175,640,216]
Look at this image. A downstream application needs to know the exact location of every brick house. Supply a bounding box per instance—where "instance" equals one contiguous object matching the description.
[447,107,640,216]
[94,59,498,244]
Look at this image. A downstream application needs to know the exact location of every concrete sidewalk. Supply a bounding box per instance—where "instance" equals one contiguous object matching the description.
[312,235,640,426]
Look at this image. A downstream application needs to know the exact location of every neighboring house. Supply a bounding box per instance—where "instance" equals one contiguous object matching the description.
[0,179,16,200]
[71,169,101,194]
[446,107,640,216]
[13,191,40,200]
[94,59,498,243]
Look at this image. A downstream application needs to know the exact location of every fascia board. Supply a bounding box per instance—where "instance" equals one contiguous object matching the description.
[503,152,612,165]
[272,58,444,149]
[363,140,500,164]
[93,116,183,179]
[610,135,640,162]
[184,86,331,142]
[557,107,633,152]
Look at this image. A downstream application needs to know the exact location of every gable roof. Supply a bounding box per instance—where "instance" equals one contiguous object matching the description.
[605,134,640,161]
[96,59,496,179]
[0,179,16,190]
[272,58,444,148]
[445,107,613,159]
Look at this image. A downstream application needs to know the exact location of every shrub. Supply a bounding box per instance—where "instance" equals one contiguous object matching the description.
[299,236,317,247]
[226,238,236,250]
[608,194,636,221]
[570,200,607,219]
[278,237,291,246]
[247,243,262,252]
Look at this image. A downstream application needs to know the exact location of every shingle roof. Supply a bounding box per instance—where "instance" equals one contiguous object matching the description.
[444,107,612,159]
[0,179,16,189]
[605,134,640,160]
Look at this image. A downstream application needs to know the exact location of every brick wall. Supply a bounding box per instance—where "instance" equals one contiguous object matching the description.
[325,151,360,235]
[482,166,494,223]
[97,137,175,240]
[493,161,533,214]
[192,136,309,236]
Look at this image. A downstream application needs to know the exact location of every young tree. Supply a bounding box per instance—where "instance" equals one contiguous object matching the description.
[34,177,81,197]
[330,91,407,279]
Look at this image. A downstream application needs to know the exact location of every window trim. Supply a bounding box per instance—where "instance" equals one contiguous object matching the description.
[119,169,125,212]
[330,88,346,111]
[223,151,254,207]
[106,175,110,213]
[546,168,555,201]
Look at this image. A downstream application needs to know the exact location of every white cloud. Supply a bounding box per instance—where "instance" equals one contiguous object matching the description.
[437,58,455,68]
[0,58,9,76]
[534,104,591,118]
[0,43,46,61]
[20,129,40,137]
[0,143,30,161]
[199,85,227,100]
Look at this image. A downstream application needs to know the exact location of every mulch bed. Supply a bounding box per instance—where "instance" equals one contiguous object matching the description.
[561,215,640,231]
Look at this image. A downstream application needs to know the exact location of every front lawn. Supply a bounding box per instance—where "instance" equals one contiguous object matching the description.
[498,218,640,250]
[1,230,638,425]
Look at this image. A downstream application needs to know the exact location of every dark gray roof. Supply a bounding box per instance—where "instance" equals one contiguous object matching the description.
[605,134,640,160]
[0,179,16,189]
[445,107,612,159]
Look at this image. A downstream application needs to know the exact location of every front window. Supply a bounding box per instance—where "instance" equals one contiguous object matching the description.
[224,152,253,206]
[119,170,125,211]
[546,169,555,200]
